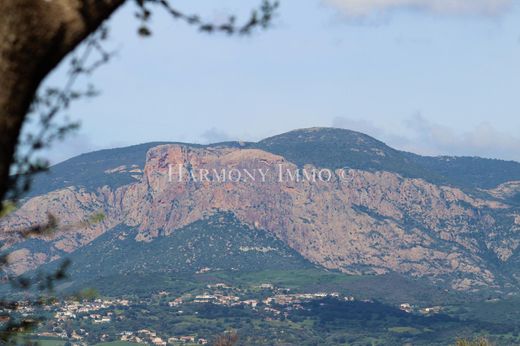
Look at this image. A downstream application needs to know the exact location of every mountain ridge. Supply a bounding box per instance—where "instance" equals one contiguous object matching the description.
[26,127,520,199]
[3,127,520,295]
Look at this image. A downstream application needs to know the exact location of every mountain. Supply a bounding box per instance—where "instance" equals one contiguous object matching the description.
[256,128,435,179]
[3,127,520,294]
[53,212,315,287]
[255,128,520,190]
[23,128,520,197]
[25,142,174,197]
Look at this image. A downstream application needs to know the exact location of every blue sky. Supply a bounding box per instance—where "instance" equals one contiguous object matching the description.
[42,0,520,163]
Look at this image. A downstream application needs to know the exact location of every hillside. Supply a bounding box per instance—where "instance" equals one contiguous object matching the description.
[24,142,173,198]
[255,128,436,179]
[255,128,520,190]
[57,212,314,285]
[24,128,520,199]
[3,127,520,295]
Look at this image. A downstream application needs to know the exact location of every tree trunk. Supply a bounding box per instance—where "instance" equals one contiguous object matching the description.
[0,0,126,202]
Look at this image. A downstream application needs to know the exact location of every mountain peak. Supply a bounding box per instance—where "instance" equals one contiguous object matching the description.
[261,127,380,145]
[23,127,520,201]
[256,126,419,175]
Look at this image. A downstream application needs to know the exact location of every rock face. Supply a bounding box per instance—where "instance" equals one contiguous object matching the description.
[2,128,520,291]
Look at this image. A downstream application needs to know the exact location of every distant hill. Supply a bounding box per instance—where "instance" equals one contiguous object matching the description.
[25,142,173,198]
[254,128,520,190]
[255,128,436,179]
[25,128,520,199]
[402,152,520,190]
[47,213,314,290]
[4,127,520,296]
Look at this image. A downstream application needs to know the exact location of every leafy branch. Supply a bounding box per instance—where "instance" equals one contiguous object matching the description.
[6,26,113,204]
[135,0,280,36]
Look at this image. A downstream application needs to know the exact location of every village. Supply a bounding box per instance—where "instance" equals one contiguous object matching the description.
[18,282,443,345]
[15,283,441,346]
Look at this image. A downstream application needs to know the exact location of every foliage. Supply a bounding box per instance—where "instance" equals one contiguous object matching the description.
[7,25,112,205]
[455,337,494,346]
[0,259,70,344]
[213,331,239,346]
[32,293,517,346]
[43,212,313,294]
[0,209,107,344]
[0,1,281,344]
[135,0,279,37]
[0,201,16,218]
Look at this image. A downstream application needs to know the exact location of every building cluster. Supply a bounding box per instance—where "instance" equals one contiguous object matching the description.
[263,292,340,306]
[26,280,444,345]
[53,298,129,323]
[164,283,364,320]
[37,295,213,345]
[400,303,442,314]
[33,298,132,343]
[119,329,208,345]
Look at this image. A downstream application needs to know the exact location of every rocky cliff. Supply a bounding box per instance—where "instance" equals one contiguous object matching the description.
[2,128,520,291]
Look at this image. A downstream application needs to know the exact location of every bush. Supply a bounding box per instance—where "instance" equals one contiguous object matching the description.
[455,336,493,346]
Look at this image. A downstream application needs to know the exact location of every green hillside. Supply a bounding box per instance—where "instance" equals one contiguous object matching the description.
[403,153,520,190]
[50,212,314,293]
[254,128,520,189]
[255,128,433,177]
[33,212,467,305]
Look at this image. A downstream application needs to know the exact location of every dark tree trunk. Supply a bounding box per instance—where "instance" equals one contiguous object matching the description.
[0,0,126,202]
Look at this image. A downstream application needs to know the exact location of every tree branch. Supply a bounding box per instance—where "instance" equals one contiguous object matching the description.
[0,0,126,204]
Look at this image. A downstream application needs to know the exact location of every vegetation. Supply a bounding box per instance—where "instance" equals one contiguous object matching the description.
[45,213,314,290]
[455,337,493,346]
[0,1,280,343]
[214,331,239,346]
[28,292,519,346]
[256,128,520,190]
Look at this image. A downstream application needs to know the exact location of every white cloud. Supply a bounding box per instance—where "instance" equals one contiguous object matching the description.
[200,127,234,144]
[324,0,512,18]
[333,115,520,161]
[45,133,99,165]
[402,113,520,160]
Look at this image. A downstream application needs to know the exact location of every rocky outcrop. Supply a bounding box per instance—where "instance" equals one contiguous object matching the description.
[2,143,520,291]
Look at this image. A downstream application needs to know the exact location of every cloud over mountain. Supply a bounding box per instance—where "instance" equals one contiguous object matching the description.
[324,0,512,17]
[332,114,520,162]
[200,127,234,144]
